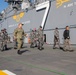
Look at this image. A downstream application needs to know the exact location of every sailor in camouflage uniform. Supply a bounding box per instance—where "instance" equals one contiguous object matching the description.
[30,30,35,48]
[14,23,25,54]
[37,26,44,50]
[0,29,8,51]
[13,28,18,49]
[3,28,8,49]
[53,27,60,49]
[33,28,38,47]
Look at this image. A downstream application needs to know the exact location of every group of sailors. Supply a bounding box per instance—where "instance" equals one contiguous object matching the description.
[53,26,73,52]
[13,23,44,54]
[0,23,74,55]
[30,26,44,50]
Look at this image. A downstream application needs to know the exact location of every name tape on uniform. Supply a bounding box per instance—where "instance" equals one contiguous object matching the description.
[0,70,16,75]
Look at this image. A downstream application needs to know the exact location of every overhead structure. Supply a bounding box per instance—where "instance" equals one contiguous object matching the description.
[5,0,23,10]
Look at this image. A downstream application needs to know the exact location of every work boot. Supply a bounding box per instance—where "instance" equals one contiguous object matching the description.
[17,50,22,55]
[30,45,34,48]
[53,47,56,49]
[14,47,17,49]
[63,49,68,52]
[69,49,74,52]
[0,48,4,52]
[1,46,5,52]
[35,45,37,47]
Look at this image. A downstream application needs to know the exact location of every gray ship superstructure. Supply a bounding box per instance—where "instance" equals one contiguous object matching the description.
[0,0,76,44]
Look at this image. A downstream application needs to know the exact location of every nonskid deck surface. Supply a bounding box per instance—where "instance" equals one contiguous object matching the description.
[0,43,76,75]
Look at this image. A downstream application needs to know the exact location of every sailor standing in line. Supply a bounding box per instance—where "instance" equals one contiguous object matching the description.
[14,23,25,54]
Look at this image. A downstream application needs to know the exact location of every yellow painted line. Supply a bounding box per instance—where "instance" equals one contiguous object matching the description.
[0,70,8,75]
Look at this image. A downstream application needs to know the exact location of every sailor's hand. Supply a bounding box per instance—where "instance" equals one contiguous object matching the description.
[67,37,70,39]
[26,34,28,37]
[14,36,17,40]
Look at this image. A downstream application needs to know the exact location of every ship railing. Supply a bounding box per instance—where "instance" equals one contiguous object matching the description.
[36,0,49,4]
[29,0,49,6]
[21,0,50,10]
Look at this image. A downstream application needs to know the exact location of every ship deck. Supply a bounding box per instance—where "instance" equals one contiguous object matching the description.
[0,43,76,75]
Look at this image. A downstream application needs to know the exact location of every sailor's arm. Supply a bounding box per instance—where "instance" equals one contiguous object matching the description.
[13,29,17,39]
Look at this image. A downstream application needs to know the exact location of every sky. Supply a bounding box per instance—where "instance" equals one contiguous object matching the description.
[0,0,8,12]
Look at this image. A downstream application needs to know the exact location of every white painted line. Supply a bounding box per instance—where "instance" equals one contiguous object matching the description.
[3,70,16,75]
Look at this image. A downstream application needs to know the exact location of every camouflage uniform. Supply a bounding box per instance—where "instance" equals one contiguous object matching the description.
[0,30,8,51]
[34,30,38,47]
[13,28,18,49]
[30,30,35,48]
[4,29,8,49]
[53,28,60,49]
[14,27,24,52]
[37,26,44,50]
